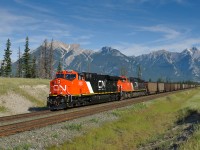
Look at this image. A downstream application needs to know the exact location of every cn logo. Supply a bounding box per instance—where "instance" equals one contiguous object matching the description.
[53,85,67,92]
[98,80,106,90]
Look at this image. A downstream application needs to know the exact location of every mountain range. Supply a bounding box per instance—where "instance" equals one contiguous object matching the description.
[13,41,200,82]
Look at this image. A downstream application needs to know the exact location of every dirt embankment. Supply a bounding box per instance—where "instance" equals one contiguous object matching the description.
[0,85,49,117]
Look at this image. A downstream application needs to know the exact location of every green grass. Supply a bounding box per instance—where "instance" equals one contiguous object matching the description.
[0,77,49,106]
[48,88,200,150]
[179,124,200,150]
[89,118,99,123]
[52,132,59,139]
[61,123,83,131]
[0,106,7,112]
[12,143,32,150]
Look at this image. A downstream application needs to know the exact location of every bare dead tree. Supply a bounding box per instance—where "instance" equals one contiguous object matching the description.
[39,41,45,78]
[49,39,54,79]
[44,39,48,78]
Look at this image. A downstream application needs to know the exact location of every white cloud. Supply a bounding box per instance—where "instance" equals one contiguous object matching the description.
[0,9,36,35]
[137,25,181,40]
[114,25,199,56]
[14,0,51,13]
[112,42,150,56]
[154,38,200,51]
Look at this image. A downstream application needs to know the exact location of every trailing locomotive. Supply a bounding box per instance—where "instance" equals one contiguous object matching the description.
[117,76,146,99]
[47,70,146,110]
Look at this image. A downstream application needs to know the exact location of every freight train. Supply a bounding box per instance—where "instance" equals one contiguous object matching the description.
[47,70,196,110]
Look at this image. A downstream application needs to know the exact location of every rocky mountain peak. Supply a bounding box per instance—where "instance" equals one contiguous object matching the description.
[54,41,80,52]
[100,46,125,57]
[191,47,199,52]
[181,47,200,58]
[41,41,81,53]
[150,49,169,56]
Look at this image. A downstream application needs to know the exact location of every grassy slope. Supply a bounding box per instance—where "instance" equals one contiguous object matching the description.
[0,77,49,107]
[48,88,200,150]
[180,125,200,150]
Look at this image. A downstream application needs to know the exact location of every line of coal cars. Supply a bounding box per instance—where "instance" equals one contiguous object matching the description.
[145,82,197,94]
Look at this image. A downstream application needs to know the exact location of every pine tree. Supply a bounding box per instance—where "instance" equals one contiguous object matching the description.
[57,61,62,72]
[137,64,142,79]
[120,66,127,76]
[3,39,12,77]
[16,47,22,77]
[0,60,5,77]
[23,37,31,78]
[31,56,37,78]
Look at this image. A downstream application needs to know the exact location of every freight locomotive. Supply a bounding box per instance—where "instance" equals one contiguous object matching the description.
[47,70,146,110]
[47,70,196,110]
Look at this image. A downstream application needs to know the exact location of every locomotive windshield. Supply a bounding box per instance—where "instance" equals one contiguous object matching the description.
[56,74,64,78]
[66,74,76,80]
[120,78,126,82]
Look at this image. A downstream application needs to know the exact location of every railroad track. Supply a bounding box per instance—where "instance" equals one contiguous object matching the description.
[0,110,51,123]
[0,89,191,137]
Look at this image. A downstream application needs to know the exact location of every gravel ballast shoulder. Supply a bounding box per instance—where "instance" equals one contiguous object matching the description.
[0,109,120,149]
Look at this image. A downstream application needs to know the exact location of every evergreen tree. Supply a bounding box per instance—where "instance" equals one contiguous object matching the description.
[3,39,12,77]
[0,60,5,77]
[16,47,22,77]
[120,66,127,76]
[31,56,37,78]
[23,37,31,78]
[137,64,142,79]
[57,61,62,72]
[157,78,163,82]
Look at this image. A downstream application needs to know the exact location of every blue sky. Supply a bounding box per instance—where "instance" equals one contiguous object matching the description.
[0,0,200,61]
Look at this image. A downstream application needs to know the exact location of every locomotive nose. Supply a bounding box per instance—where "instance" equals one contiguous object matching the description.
[50,78,68,95]
[53,79,60,85]
[50,79,61,95]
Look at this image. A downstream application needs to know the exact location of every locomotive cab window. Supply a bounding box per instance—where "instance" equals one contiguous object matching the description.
[78,75,84,80]
[134,82,138,87]
[66,74,76,80]
[56,74,64,79]
[121,78,126,82]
